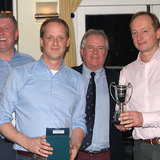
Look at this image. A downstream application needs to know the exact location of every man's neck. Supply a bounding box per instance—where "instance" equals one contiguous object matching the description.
[0,50,14,62]
[43,57,63,70]
[140,46,159,63]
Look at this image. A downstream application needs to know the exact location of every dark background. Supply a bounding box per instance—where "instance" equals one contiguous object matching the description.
[86,14,138,68]
[0,0,12,12]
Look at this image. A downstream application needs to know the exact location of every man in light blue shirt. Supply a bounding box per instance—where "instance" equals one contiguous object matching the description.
[0,13,35,160]
[0,18,86,160]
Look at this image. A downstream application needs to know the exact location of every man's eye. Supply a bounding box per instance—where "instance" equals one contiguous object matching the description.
[88,46,93,50]
[132,31,137,35]
[57,37,64,41]
[98,47,104,50]
[4,27,9,31]
[47,37,52,40]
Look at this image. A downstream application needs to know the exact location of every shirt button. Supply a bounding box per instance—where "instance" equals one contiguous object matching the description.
[50,106,53,110]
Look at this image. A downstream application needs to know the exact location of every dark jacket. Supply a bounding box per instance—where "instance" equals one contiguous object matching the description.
[72,64,125,160]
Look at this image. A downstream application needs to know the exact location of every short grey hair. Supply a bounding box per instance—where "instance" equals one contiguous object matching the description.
[80,29,109,50]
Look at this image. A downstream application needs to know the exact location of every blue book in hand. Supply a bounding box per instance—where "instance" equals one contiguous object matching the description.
[46,128,70,160]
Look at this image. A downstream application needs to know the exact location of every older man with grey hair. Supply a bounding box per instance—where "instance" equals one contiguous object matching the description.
[73,29,125,160]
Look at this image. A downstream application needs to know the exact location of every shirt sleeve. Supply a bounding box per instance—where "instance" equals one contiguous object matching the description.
[0,69,19,127]
[142,111,160,128]
[71,77,87,134]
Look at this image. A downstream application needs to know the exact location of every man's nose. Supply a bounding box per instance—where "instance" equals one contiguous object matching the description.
[53,38,58,46]
[0,28,4,35]
[93,48,98,54]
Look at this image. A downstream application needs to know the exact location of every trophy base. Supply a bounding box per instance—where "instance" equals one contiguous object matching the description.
[112,120,121,125]
[112,112,121,125]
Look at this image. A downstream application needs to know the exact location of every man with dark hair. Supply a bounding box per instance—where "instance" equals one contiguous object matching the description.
[0,17,86,160]
[0,13,35,160]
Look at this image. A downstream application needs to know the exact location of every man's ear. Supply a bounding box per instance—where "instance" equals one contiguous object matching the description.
[80,48,84,61]
[80,48,83,57]
[15,29,19,43]
[66,37,70,47]
[40,37,43,48]
[157,28,160,39]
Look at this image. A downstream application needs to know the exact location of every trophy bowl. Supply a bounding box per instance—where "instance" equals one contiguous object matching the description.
[110,82,133,125]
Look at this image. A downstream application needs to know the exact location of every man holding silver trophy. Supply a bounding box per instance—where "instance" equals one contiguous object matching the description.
[116,11,160,160]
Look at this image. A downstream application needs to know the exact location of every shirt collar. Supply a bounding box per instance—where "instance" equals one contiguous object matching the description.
[0,48,18,63]
[82,64,104,79]
[13,48,19,57]
[39,56,64,76]
[9,48,20,61]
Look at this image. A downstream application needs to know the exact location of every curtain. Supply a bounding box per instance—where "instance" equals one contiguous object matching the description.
[59,0,82,67]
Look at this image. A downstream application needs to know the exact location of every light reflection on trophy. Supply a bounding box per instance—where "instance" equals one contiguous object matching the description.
[110,82,133,125]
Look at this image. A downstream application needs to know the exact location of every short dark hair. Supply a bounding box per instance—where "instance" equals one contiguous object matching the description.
[40,18,69,38]
[80,29,109,50]
[130,11,160,31]
[0,13,18,30]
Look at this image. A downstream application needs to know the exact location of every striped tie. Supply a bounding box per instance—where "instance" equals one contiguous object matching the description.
[81,72,96,149]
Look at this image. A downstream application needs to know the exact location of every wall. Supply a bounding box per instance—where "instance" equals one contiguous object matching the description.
[80,0,160,5]
[16,0,58,60]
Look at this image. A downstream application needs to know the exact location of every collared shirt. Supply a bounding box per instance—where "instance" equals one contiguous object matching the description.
[0,48,35,92]
[119,47,160,140]
[82,64,110,151]
[0,57,87,151]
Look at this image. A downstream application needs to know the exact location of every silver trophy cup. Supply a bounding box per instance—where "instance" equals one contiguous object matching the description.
[110,82,133,125]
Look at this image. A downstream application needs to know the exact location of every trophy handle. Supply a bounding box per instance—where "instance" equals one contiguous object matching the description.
[125,83,133,104]
[110,82,117,103]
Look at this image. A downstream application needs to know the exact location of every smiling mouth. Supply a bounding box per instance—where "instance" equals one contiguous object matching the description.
[0,37,7,41]
[91,56,99,59]
[138,41,146,45]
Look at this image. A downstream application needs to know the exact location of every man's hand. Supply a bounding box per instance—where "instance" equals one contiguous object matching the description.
[70,144,78,160]
[0,123,53,158]
[118,111,143,128]
[25,136,53,158]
